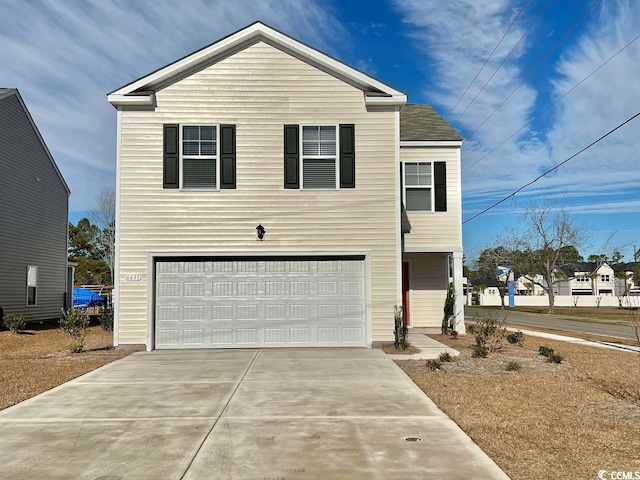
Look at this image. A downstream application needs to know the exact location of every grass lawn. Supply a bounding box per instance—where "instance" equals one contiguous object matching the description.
[474,305,635,325]
[396,333,640,480]
[0,323,131,410]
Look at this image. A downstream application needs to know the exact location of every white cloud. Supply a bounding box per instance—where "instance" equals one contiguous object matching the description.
[394,0,640,221]
[0,0,345,217]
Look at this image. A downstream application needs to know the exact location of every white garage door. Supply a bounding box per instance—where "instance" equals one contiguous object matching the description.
[155,257,366,348]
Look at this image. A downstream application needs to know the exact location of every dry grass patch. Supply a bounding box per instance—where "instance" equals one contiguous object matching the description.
[380,342,421,355]
[396,333,640,480]
[0,323,131,410]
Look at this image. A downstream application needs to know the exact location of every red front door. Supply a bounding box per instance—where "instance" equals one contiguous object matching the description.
[402,262,410,326]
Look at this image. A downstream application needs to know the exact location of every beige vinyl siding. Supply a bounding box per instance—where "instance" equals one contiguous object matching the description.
[401,147,461,249]
[405,253,448,328]
[117,41,399,346]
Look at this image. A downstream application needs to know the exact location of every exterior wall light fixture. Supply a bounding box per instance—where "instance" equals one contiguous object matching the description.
[256,224,265,241]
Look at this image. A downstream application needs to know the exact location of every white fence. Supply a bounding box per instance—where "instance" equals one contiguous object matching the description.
[475,294,639,308]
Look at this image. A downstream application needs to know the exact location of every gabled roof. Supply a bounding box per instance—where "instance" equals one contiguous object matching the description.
[0,88,70,195]
[557,262,614,277]
[400,104,463,142]
[108,21,407,108]
[613,262,640,272]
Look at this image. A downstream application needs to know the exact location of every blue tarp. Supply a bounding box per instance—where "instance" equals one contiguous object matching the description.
[73,287,104,307]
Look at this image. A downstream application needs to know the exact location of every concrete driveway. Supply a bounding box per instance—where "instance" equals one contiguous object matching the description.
[0,348,509,479]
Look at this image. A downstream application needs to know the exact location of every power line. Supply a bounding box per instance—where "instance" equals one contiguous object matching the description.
[465,0,602,141]
[462,111,640,225]
[445,0,531,121]
[450,0,553,128]
[463,32,640,174]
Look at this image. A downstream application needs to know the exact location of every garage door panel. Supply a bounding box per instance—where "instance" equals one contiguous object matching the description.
[155,257,365,348]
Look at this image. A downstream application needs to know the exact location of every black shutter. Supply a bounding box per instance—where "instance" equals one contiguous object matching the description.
[434,161,447,212]
[163,124,179,189]
[284,125,299,189]
[339,124,355,188]
[220,124,236,189]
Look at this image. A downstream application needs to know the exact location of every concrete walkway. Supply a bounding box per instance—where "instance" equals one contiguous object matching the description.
[387,329,460,360]
[0,348,509,479]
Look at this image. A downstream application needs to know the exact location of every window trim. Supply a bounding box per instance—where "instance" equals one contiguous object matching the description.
[180,124,220,191]
[403,161,434,212]
[300,123,340,190]
[26,265,37,306]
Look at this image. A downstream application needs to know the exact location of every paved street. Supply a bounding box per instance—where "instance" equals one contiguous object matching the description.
[466,307,637,340]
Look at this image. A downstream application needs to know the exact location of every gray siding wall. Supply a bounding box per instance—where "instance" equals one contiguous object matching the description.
[0,93,69,322]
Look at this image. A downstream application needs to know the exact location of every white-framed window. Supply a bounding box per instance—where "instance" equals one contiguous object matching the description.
[27,265,37,306]
[301,125,338,189]
[404,162,433,211]
[181,125,218,189]
[576,274,589,283]
[601,274,610,282]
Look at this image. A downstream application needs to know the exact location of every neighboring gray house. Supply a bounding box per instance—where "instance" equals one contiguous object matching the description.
[0,88,71,322]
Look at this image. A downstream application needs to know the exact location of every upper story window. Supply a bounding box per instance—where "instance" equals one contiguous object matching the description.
[404,162,432,211]
[301,125,337,189]
[163,124,236,190]
[601,274,610,282]
[403,161,448,212]
[182,126,217,189]
[576,274,589,282]
[284,124,355,190]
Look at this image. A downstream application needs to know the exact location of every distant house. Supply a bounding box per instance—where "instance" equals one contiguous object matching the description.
[557,262,615,296]
[613,262,640,296]
[0,88,71,322]
[107,22,465,350]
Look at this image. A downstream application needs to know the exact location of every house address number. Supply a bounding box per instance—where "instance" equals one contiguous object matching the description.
[125,274,142,281]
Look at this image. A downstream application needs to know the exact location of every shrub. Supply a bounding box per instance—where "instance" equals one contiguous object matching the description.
[506,361,521,372]
[3,313,26,334]
[393,305,408,350]
[99,311,114,332]
[507,330,525,345]
[471,346,488,358]
[473,313,506,338]
[538,346,555,357]
[439,351,453,362]
[471,314,506,352]
[59,308,90,353]
[425,359,441,371]
[442,283,456,334]
[546,353,563,364]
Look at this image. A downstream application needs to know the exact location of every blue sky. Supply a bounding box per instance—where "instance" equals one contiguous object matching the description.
[1,0,639,261]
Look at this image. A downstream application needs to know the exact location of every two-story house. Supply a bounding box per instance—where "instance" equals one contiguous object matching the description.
[558,262,615,296]
[0,88,72,322]
[107,22,464,350]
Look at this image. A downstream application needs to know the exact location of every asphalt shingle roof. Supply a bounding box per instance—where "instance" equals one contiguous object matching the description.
[400,104,463,142]
[0,88,15,96]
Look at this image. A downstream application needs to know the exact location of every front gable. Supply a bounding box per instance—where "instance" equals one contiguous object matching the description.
[108,22,406,109]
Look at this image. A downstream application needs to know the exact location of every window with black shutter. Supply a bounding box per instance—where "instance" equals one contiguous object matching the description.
[163,124,236,190]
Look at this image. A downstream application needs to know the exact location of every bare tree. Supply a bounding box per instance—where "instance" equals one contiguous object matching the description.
[512,202,586,314]
[474,245,515,309]
[89,188,115,285]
